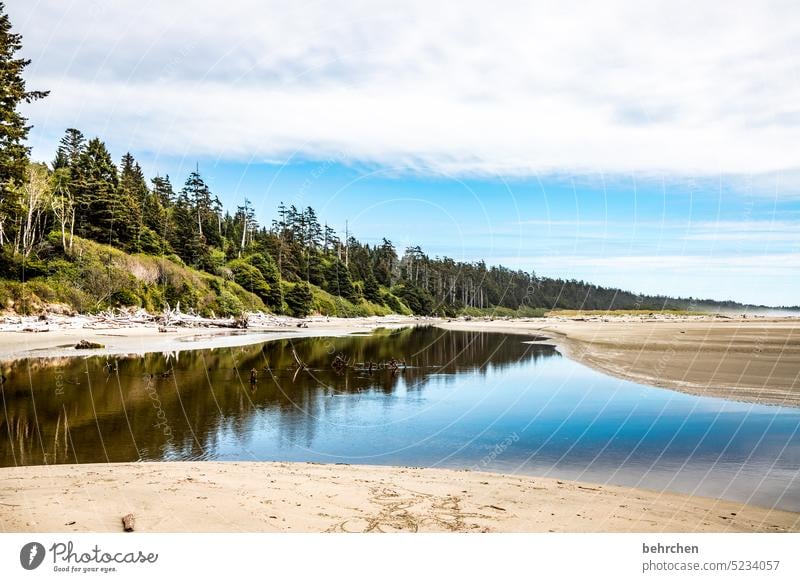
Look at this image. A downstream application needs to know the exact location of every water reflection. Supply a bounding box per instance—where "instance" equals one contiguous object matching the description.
[1,327,799,511]
[0,327,553,466]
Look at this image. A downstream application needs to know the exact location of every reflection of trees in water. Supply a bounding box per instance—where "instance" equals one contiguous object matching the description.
[0,328,556,467]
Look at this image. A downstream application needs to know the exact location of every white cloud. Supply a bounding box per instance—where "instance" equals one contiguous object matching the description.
[11,0,800,183]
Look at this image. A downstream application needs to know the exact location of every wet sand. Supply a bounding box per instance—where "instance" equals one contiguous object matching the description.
[1,462,797,533]
[439,316,800,407]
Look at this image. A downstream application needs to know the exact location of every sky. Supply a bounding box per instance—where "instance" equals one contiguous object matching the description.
[8,0,800,306]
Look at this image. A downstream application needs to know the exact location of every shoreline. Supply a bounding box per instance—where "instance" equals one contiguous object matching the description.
[437,317,800,407]
[1,312,798,407]
[2,461,797,533]
[2,314,799,533]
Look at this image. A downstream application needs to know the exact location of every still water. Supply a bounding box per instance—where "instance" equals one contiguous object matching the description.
[1,327,798,510]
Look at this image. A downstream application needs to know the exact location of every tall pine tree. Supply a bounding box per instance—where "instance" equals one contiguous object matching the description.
[117,153,146,250]
[52,128,85,170]
[0,2,48,246]
[71,138,120,244]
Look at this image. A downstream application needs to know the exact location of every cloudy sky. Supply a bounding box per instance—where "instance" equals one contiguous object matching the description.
[9,0,800,306]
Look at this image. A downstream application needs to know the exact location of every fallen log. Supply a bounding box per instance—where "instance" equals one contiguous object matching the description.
[75,340,104,349]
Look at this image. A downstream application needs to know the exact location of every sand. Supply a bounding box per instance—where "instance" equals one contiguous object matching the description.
[2,313,799,533]
[0,314,418,360]
[438,316,800,407]
[1,461,797,533]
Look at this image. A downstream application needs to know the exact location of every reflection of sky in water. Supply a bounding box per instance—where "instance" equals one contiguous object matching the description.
[213,348,800,511]
[2,329,798,511]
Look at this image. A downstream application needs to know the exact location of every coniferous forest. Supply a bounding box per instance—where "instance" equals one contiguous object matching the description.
[0,4,780,317]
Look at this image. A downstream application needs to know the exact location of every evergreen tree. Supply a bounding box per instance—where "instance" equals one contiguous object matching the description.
[374,238,397,286]
[71,138,120,244]
[181,169,222,250]
[117,153,146,249]
[235,198,257,255]
[170,189,204,265]
[323,223,338,255]
[143,175,173,248]
[285,281,313,317]
[52,128,85,170]
[0,2,48,246]
[324,258,359,302]
[363,269,382,305]
[151,175,175,207]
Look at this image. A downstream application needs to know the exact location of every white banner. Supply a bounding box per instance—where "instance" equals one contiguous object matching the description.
[0,533,797,581]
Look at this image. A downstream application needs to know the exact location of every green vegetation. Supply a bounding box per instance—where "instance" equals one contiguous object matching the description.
[0,4,788,318]
[0,233,264,316]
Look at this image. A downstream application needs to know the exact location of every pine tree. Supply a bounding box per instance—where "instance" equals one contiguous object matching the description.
[52,128,85,170]
[374,238,397,286]
[117,153,146,249]
[285,281,313,317]
[180,169,222,251]
[235,198,257,255]
[324,258,359,302]
[71,138,120,244]
[144,175,173,248]
[363,269,382,304]
[170,189,203,265]
[151,175,174,207]
[0,2,48,246]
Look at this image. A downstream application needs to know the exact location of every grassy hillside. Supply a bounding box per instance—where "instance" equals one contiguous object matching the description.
[0,234,265,316]
[0,233,415,318]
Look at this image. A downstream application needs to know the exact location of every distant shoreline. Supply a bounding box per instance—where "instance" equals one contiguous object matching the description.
[1,461,797,533]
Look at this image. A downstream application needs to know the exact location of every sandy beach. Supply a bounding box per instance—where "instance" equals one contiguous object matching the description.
[2,312,799,533]
[1,461,797,533]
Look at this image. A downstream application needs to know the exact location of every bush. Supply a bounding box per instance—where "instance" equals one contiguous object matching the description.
[110,288,140,307]
[215,288,245,316]
[0,235,268,316]
[243,254,282,309]
[381,291,412,315]
[137,226,164,255]
[228,259,272,300]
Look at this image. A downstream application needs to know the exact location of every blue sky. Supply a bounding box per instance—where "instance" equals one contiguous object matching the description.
[9,1,800,305]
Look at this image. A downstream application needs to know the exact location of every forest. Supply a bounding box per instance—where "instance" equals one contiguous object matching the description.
[0,4,774,318]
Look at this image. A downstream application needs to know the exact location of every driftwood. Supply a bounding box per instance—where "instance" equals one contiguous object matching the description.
[1,306,305,337]
[158,305,249,329]
[122,513,135,532]
[291,347,307,369]
[75,340,104,349]
[331,355,407,373]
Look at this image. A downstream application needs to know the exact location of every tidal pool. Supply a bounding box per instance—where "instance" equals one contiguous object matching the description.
[1,326,798,510]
